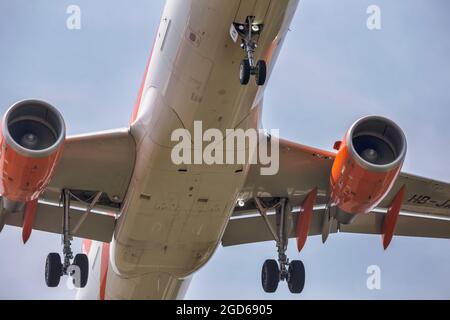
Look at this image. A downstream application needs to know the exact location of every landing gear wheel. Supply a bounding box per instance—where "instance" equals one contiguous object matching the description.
[45,253,62,288]
[288,260,305,294]
[72,253,89,288]
[255,198,308,295]
[255,60,267,86]
[261,259,280,293]
[240,59,251,85]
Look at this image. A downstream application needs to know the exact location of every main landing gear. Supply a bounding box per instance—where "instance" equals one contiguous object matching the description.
[45,190,89,288]
[233,16,267,86]
[255,198,306,294]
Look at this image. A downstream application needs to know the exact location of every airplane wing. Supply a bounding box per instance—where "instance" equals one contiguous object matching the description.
[223,209,450,247]
[41,128,136,211]
[233,138,334,216]
[5,202,116,243]
[224,138,450,247]
[2,128,136,243]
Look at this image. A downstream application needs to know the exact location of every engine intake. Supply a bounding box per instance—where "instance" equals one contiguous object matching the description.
[349,116,406,170]
[4,100,65,157]
[330,116,407,216]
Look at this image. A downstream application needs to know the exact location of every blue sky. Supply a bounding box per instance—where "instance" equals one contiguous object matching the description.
[0,0,449,299]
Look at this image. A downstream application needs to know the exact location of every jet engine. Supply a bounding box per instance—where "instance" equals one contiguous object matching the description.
[0,100,66,212]
[330,116,407,217]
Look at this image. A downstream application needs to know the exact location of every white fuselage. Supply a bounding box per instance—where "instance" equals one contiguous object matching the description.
[77,0,299,300]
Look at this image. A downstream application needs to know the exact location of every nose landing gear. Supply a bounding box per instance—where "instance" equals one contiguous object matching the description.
[233,16,267,86]
[45,190,91,288]
[255,198,306,294]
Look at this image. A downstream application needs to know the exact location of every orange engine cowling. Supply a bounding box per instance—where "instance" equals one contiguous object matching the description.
[330,116,407,216]
[0,100,66,211]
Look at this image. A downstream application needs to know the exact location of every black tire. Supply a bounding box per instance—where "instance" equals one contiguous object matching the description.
[45,253,62,288]
[261,259,279,293]
[288,260,306,294]
[72,253,89,288]
[255,60,267,86]
[240,59,251,85]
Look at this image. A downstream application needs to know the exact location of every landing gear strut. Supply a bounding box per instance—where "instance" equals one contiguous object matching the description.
[255,198,306,294]
[233,16,267,86]
[45,190,90,288]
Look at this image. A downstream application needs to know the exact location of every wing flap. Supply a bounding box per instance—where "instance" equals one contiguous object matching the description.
[341,212,450,240]
[223,210,450,247]
[222,209,329,247]
[4,202,116,243]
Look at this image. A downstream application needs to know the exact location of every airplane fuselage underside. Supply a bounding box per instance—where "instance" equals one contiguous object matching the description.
[77,0,299,299]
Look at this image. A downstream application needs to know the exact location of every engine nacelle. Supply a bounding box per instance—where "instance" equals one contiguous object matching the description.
[0,100,65,210]
[330,116,407,216]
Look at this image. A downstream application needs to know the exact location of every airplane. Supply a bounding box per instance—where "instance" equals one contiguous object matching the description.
[0,0,449,299]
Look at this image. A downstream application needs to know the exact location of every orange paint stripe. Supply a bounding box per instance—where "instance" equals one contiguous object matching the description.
[129,37,157,124]
[82,239,92,255]
[99,242,110,300]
